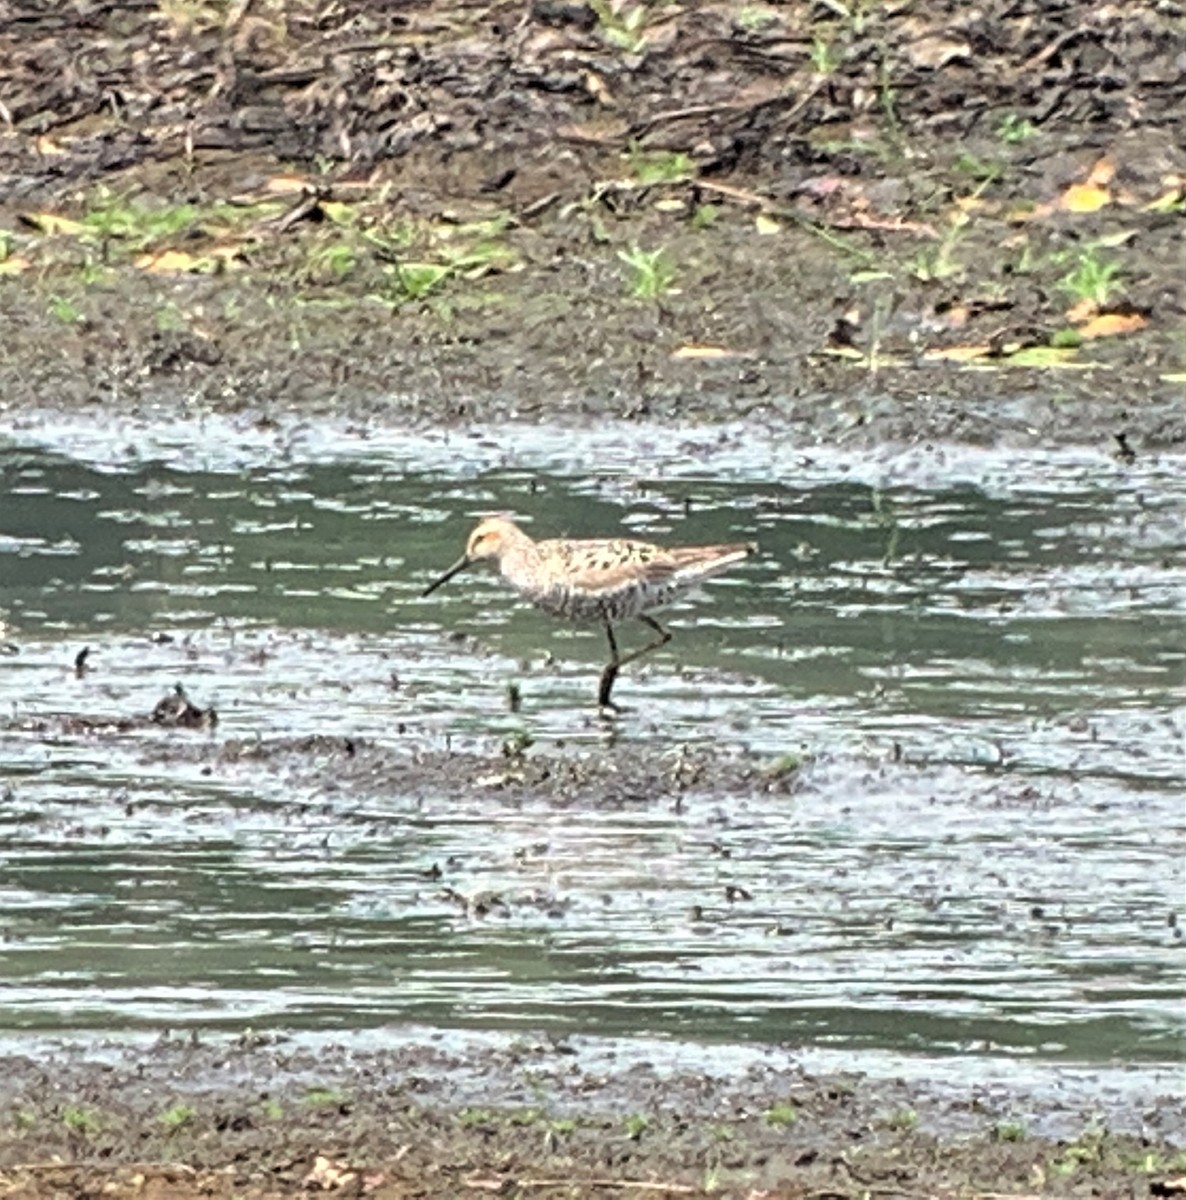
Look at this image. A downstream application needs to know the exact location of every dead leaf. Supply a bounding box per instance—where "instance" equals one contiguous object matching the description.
[0,255,32,275]
[1002,345,1089,368]
[584,70,615,106]
[1059,158,1115,213]
[303,1155,358,1191]
[754,213,780,235]
[264,175,312,193]
[922,344,992,362]
[134,244,244,272]
[134,249,210,272]
[1145,186,1185,213]
[672,345,741,359]
[1085,158,1116,187]
[18,211,88,236]
[1064,298,1098,324]
[1075,312,1147,339]
[1060,182,1111,213]
[906,35,970,69]
[35,135,67,155]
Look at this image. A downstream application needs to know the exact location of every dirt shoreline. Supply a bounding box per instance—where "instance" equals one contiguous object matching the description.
[1,1031,1183,1200]
[1,0,1182,450]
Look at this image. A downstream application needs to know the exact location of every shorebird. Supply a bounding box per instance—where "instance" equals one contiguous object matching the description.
[421,516,757,713]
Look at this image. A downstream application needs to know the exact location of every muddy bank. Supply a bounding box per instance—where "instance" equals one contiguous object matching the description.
[0,0,1182,449]
[0,1034,1183,1199]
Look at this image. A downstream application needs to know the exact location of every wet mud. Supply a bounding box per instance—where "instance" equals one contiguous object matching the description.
[1,1029,1184,1200]
[0,0,1183,450]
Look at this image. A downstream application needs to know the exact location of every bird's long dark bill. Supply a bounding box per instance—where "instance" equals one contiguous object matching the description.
[422,555,471,597]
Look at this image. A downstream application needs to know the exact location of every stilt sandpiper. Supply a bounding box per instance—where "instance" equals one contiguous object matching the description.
[421,516,757,713]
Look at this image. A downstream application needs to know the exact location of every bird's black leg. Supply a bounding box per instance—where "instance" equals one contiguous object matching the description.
[597,616,673,713]
[598,621,622,713]
[616,614,672,668]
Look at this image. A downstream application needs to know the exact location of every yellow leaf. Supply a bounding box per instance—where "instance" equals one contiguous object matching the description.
[1075,312,1147,339]
[1060,183,1110,213]
[207,242,246,262]
[319,201,355,226]
[0,255,32,275]
[19,211,88,236]
[953,194,991,214]
[134,249,209,272]
[264,175,311,194]
[1092,228,1138,248]
[35,135,67,155]
[584,70,614,106]
[1005,201,1051,222]
[922,344,991,362]
[1064,298,1098,324]
[671,345,739,360]
[1144,187,1185,213]
[1085,158,1115,186]
[754,213,781,235]
[1003,345,1088,368]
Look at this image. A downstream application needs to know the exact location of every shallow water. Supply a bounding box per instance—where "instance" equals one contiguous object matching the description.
[1,415,1183,1083]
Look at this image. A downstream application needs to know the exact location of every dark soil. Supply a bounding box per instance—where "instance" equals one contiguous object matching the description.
[1,1034,1183,1199]
[0,0,1183,449]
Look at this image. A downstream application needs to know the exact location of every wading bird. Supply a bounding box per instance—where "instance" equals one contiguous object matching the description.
[422,516,756,713]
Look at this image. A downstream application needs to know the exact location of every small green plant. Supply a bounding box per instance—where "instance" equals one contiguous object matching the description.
[303,1087,347,1110]
[307,241,358,281]
[817,0,874,33]
[13,1108,37,1131]
[62,1105,103,1135]
[48,295,83,324]
[260,1098,284,1120]
[887,1107,919,1131]
[458,1107,496,1128]
[624,1112,649,1139]
[993,1118,1027,1142]
[810,35,840,74]
[77,188,275,251]
[618,246,677,299]
[996,113,1038,143]
[508,1107,542,1127]
[691,203,719,229]
[501,727,533,758]
[736,6,776,32]
[160,1103,196,1131]
[954,152,1002,182]
[627,144,695,185]
[1050,1121,1108,1175]
[388,261,452,302]
[764,1103,797,1128]
[1059,248,1121,307]
[154,302,188,333]
[382,236,515,306]
[589,0,649,53]
[763,753,802,779]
